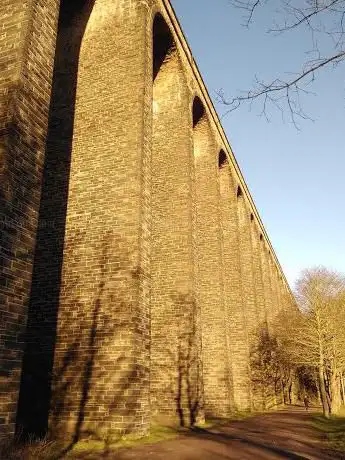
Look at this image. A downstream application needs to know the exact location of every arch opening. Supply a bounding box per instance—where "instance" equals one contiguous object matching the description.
[193,96,205,127]
[153,14,176,81]
[218,149,228,169]
[237,185,243,198]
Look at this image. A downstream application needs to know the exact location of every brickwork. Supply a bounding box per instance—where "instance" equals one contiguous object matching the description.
[250,224,266,328]
[261,244,276,332]
[193,107,231,418]
[150,12,202,427]
[238,193,263,409]
[219,160,251,411]
[275,271,284,314]
[0,0,59,439]
[250,221,267,409]
[46,0,153,440]
[0,0,296,441]
[268,257,280,320]
[237,197,257,339]
[16,0,98,437]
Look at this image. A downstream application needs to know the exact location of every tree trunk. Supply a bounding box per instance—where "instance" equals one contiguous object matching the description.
[340,373,345,406]
[288,382,292,404]
[318,366,330,418]
[330,373,341,415]
[326,387,332,414]
[316,385,321,404]
[282,381,286,405]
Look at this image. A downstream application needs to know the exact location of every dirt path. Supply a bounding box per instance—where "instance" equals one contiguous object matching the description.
[75,408,343,459]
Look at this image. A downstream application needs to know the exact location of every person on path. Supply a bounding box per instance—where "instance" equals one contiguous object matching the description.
[304,395,310,411]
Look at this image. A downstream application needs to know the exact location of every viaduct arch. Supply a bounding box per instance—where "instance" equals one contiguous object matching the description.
[0,0,296,441]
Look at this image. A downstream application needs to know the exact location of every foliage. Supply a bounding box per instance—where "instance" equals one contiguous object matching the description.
[250,327,296,408]
[249,267,345,416]
[275,267,345,416]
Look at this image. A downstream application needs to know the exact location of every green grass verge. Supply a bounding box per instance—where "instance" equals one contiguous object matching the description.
[0,425,181,460]
[68,424,180,456]
[312,413,345,453]
[0,426,179,459]
[198,410,260,430]
[67,412,260,456]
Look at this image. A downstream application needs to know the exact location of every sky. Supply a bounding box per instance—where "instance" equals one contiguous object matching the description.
[171,0,345,290]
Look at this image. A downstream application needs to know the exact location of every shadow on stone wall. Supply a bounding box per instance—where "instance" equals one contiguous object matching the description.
[173,293,203,427]
[151,293,203,427]
[15,0,96,439]
[48,231,143,457]
[18,226,144,450]
[0,111,44,436]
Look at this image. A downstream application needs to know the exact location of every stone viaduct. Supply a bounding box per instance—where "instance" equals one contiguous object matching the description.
[0,0,296,442]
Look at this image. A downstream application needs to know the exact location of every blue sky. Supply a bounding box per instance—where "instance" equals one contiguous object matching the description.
[171,0,345,289]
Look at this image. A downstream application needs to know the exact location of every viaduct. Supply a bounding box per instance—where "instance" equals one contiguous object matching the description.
[0,0,296,442]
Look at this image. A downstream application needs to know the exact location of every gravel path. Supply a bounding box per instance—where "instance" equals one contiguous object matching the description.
[73,407,344,459]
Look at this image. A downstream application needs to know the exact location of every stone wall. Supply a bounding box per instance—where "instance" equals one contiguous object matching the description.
[0,0,296,441]
[150,12,201,426]
[0,0,60,439]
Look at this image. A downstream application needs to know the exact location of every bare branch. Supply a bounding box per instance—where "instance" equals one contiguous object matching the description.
[269,0,343,33]
[223,0,345,125]
[217,50,345,126]
[229,0,264,26]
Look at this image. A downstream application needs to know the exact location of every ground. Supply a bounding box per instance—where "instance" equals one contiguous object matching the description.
[2,407,345,459]
[69,407,344,459]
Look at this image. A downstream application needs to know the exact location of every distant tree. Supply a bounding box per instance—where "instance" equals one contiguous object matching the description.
[219,1,345,127]
[250,328,296,408]
[276,267,345,417]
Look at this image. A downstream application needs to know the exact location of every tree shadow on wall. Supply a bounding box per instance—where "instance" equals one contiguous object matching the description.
[15,0,97,439]
[18,228,145,459]
[153,293,204,428]
[49,231,146,458]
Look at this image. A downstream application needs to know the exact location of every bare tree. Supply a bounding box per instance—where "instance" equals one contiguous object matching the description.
[218,0,345,127]
[250,328,296,409]
[276,267,345,417]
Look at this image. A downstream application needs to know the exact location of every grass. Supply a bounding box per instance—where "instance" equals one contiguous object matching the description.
[312,411,345,453]
[67,424,180,456]
[0,425,180,459]
[68,410,261,456]
[198,410,260,430]
[0,437,63,460]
